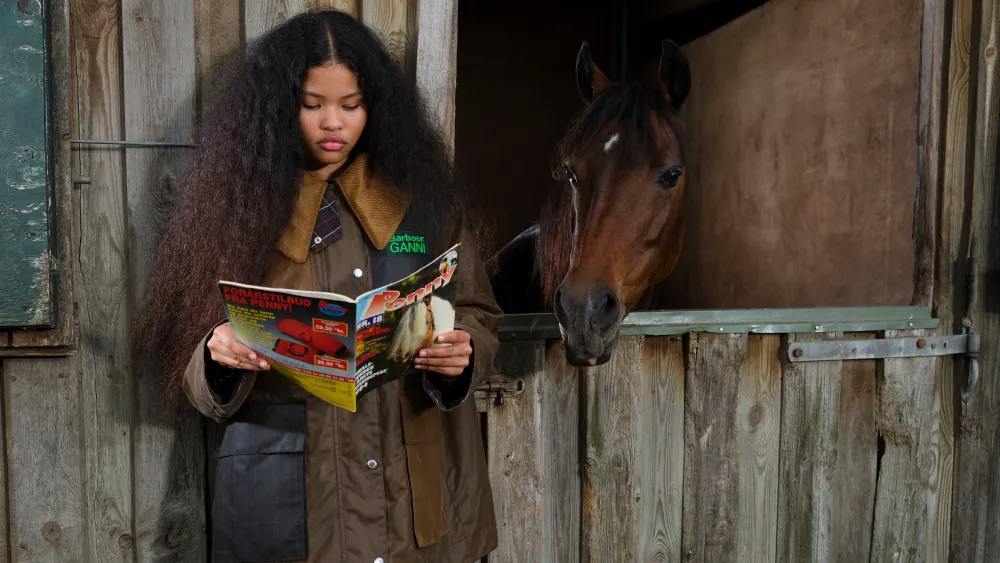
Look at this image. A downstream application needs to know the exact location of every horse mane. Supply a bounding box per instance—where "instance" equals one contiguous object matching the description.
[536,82,683,307]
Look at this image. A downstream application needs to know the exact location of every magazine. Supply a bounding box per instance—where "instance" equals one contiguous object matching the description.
[219,244,460,412]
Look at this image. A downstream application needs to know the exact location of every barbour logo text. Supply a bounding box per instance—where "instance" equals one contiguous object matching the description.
[388,233,427,255]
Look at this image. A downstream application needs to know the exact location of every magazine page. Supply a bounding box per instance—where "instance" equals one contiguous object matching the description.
[218,281,361,411]
[352,244,461,398]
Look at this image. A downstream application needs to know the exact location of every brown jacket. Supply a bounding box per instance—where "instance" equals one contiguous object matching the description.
[182,157,501,563]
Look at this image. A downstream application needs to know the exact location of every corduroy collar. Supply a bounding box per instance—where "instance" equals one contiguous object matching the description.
[276,154,410,263]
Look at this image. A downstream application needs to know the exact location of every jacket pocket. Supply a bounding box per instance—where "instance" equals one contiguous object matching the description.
[211,402,307,563]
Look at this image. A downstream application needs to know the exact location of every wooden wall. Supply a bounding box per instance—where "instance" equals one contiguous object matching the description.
[0,1,451,561]
[485,332,946,562]
[655,0,922,308]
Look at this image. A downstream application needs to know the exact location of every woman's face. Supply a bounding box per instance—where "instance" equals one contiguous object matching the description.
[298,62,368,178]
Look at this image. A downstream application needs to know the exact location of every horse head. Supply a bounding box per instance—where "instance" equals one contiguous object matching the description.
[542,39,690,367]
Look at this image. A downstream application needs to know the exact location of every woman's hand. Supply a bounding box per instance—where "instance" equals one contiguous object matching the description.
[207,323,270,371]
[414,330,473,378]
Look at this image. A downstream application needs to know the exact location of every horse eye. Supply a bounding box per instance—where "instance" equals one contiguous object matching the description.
[565,164,578,187]
[656,166,683,189]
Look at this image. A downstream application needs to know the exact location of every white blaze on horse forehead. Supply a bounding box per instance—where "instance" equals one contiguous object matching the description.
[603,132,620,152]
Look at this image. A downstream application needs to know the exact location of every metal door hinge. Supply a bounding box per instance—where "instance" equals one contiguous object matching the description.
[787,335,975,362]
[474,379,526,406]
[787,333,982,406]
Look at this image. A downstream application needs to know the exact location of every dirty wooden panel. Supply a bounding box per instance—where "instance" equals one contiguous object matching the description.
[870,330,937,562]
[777,333,877,563]
[636,336,685,562]
[195,0,243,118]
[681,333,742,563]
[121,1,206,561]
[929,10,973,554]
[487,341,545,561]
[952,0,1000,557]
[0,361,9,557]
[657,0,922,308]
[244,0,309,42]
[415,0,458,148]
[581,336,645,561]
[361,0,413,70]
[0,0,52,327]
[71,0,136,560]
[735,334,781,563]
[540,342,581,563]
[5,358,85,563]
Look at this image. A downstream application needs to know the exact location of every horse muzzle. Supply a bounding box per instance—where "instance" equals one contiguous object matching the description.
[554,282,623,367]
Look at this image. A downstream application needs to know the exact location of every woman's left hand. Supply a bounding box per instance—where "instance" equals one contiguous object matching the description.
[414,330,473,378]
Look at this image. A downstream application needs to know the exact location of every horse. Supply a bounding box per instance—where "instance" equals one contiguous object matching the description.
[489,39,691,367]
[388,294,456,364]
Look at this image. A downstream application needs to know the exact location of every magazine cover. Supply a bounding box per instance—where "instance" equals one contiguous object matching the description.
[218,244,460,412]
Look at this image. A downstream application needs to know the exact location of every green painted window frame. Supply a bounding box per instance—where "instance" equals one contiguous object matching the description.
[0,0,53,328]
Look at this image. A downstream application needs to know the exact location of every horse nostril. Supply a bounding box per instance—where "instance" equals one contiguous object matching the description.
[589,287,620,326]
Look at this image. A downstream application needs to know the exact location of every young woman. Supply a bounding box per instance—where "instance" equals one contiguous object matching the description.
[138,10,501,563]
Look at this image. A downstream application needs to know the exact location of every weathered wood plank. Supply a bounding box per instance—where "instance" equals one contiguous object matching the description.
[5,358,85,563]
[244,0,309,42]
[777,333,877,563]
[911,0,950,307]
[541,342,581,563]
[121,1,205,561]
[637,336,685,562]
[930,18,973,557]
[831,348,878,563]
[415,0,458,148]
[682,333,742,563]
[735,335,781,563]
[195,0,243,119]
[71,0,136,560]
[870,330,937,563]
[361,0,413,70]
[487,341,545,561]
[312,0,358,16]
[582,336,645,562]
[0,361,10,558]
[952,0,1000,558]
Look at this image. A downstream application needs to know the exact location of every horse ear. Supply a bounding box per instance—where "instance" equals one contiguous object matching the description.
[576,42,611,103]
[657,39,691,108]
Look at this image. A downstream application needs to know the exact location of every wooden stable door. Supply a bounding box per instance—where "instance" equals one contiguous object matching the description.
[481,309,969,562]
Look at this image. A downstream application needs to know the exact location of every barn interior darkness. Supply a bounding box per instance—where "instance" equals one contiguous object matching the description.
[456,0,764,258]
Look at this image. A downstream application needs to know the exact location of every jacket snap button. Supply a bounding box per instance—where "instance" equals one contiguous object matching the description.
[353,268,363,278]
[366,459,378,470]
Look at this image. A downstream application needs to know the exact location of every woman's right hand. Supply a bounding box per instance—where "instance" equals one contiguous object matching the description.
[207,323,270,371]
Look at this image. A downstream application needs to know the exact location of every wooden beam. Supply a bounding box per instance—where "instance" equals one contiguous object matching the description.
[952,0,1000,557]
[487,341,546,560]
[414,0,458,149]
[734,335,781,563]
[636,336,685,561]
[195,0,243,120]
[244,0,309,43]
[70,0,136,559]
[120,1,206,561]
[5,358,85,563]
[681,333,742,563]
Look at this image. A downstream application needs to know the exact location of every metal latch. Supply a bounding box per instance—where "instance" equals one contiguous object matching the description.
[474,379,526,406]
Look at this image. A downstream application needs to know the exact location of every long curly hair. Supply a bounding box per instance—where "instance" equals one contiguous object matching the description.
[136,10,459,395]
